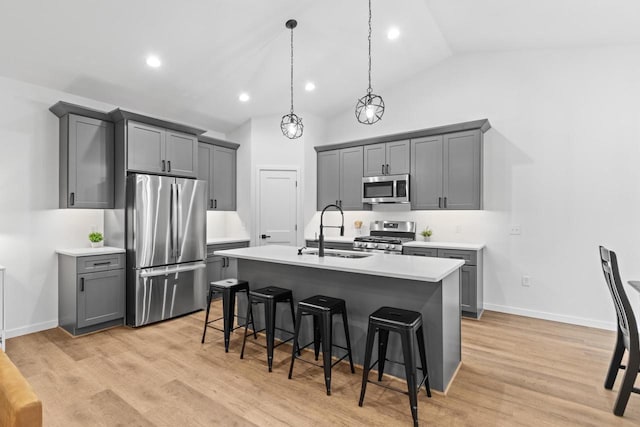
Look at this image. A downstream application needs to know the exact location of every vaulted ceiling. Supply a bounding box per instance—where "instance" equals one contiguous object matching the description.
[1,0,639,133]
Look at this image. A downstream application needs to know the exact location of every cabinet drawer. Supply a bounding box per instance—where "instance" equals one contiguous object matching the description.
[207,241,249,258]
[437,249,476,265]
[403,247,439,257]
[77,254,125,274]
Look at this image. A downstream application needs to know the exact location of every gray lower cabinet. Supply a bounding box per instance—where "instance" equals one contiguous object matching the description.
[317,147,368,211]
[127,121,197,178]
[198,143,237,211]
[305,240,353,251]
[411,130,482,210]
[58,253,125,335]
[205,241,250,285]
[402,246,483,319]
[58,113,115,209]
[363,140,410,176]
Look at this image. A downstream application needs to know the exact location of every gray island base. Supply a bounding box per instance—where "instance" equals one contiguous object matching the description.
[215,245,463,392]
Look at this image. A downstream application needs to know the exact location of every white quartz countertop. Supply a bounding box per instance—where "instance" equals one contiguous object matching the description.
[403,241,485,251]
[215,245,464,283]
[304,236,354,243]
[56,247,126,257]
[207,237,251,245]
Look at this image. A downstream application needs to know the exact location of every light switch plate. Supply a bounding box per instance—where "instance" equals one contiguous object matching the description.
[510,225,521,235]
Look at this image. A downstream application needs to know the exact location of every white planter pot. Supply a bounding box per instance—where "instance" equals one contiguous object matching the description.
[90,241,104,248]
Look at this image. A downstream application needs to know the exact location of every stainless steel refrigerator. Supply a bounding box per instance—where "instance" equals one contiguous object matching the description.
[125,174,207,327]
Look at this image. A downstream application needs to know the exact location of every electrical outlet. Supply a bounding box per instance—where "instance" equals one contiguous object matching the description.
[510,225,521,235]
[521,275,531,287]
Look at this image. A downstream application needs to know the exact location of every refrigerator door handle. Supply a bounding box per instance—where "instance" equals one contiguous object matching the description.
[176,184,182,258]
[139,262,206,278]
[170,182,179,260]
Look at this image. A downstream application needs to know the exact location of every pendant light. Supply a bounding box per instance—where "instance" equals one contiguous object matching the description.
[355,0,385,125]
[281,19,303,139]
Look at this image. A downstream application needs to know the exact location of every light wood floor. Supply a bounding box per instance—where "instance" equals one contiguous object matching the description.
[6,305,640,426]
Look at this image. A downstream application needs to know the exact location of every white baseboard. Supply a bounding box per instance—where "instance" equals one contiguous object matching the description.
[484,303,617,331]
[6,320,58,339]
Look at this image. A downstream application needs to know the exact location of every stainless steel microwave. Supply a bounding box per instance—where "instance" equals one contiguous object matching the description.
[362,174,410,204]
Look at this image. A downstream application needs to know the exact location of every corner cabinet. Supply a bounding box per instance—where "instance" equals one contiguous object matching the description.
[402,246,484,319]
[411,130,482,210]
[51,102,115,209]
[58,252,125,335]
[127,121,198,178]
[317,146,369,211]
[198,142,238,211]
[205,241,250,284]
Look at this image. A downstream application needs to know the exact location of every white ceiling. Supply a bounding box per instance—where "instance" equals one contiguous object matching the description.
[1,0,639,134]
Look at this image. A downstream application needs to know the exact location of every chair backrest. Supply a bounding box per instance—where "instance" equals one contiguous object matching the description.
[599,246,639,352]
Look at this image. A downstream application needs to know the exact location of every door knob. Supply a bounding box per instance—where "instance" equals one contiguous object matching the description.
[261,234,271,239]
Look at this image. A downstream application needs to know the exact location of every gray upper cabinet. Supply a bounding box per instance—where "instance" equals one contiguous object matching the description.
[411,130,482,210]
[363,143,386,176]
[443,131,481,210]
[165,131,198,177]
[339,146,365,210]
[318,147,367,211]
[127,121,197,178]
[127,121,164,174]
[197,143,237,211]
[411,135,443,210]
[363,140,410,176]
[59,114,114,209]
[317,150,340,208]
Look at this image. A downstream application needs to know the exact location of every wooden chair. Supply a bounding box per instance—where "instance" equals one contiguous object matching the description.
[599,246,640,416]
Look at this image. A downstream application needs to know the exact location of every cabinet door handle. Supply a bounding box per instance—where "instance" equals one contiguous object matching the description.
[443,197,447,208]
[168,160,171,172]
[386,164,389,175]
[93,261,111,266]
[339,200,342,207]
[162,160,166,172]
[80,277,85,292]
[70,192,75,206]
[381,164,385,175]
[210,199,213,209]
[214,199,217,209]
[438,197,442,208]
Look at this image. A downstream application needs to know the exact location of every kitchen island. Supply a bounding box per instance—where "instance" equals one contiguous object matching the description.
[214,245,464,392]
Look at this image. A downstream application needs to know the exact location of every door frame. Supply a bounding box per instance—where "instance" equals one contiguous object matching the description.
[254,166,302,247]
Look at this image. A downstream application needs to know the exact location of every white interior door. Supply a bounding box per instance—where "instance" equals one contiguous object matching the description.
[257,169,298,246]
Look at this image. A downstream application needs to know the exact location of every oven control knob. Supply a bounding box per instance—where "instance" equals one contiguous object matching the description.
[354,242,363,248]
[367,242,377,249]
[387,244,395,250]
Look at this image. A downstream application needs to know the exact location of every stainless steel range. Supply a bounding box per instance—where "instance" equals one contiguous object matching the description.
[353,221,416,254]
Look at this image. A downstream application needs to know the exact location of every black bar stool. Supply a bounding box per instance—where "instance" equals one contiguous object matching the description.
[359,306,431,427]
[201,279,256,352]
[288,295,355,395]
[240,286,296,372]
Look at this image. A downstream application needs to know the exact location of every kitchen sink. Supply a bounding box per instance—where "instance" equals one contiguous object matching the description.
[302,249,372,259]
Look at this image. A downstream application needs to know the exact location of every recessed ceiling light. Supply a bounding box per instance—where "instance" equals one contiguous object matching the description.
[387,27,400,40]
[305,82,316,92]
[146,55,161,68]
[238,92,250,102]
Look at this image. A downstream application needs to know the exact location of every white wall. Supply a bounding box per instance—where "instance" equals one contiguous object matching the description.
[0,76,111,337]
[228,113,326,246]
[313,45,640,329]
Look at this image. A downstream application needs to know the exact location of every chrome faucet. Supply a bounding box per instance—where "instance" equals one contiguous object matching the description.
[319,204,344,257]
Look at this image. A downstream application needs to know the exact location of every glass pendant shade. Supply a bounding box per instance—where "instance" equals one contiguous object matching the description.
[280,112,303,139]
[355,92,385,125]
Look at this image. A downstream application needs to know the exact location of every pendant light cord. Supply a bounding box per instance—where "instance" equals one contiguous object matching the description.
[290,26,295,114]
[367,0,372,94]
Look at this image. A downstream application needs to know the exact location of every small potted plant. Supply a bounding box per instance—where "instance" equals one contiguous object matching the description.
[89,231,104,248]
[420,227,432,242]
